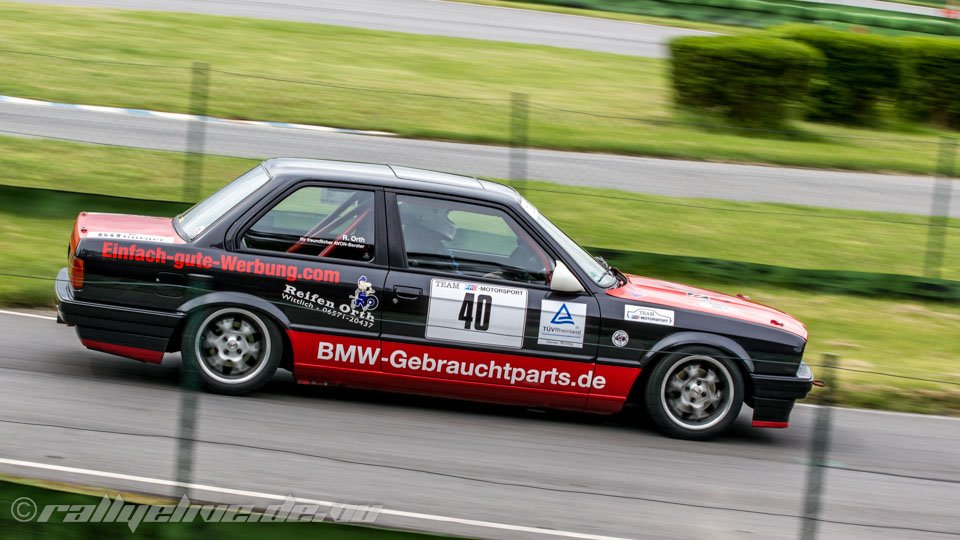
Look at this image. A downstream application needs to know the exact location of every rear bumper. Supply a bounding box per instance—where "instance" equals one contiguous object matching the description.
[749,362,815,428]
[55,268,184,363]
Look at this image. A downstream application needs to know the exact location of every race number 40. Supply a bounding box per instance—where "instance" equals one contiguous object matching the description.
[426,279,528,348]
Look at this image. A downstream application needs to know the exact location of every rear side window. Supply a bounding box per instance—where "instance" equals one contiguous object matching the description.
[243,186,376,262]
[178,165,270,240]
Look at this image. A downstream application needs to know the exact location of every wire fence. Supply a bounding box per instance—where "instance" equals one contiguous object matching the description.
[0,51,958,540]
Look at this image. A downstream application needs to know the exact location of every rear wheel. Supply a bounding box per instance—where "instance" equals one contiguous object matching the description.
[182,307,282,395]
[644,346,744,440]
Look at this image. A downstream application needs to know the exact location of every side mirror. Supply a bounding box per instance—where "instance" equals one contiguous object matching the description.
[550,261,585,293]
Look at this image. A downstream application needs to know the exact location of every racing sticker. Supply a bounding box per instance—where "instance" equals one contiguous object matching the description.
[348,276,379,312]
[296,234,373,261]
[537,300,586,348]
[100,242,340,284]
[281,281,375,329]
[624,305,675,326]
[426,279,527,348]
[88,231,176,243]
[688,293,739,314]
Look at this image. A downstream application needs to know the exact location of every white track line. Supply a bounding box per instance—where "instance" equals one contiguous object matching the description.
[0,95,397,137]
[0,309,56,321]
[0,458,632,540]
[796,403,960,422]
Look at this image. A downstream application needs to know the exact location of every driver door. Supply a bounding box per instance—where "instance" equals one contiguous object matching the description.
[379,192,601,410]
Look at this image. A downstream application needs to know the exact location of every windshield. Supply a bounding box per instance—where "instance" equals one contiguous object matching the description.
[519,198,618,288]
[177,165,270,240]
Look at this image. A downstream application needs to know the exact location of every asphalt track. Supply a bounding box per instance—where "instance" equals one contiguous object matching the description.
[6,0,949,76]
[14,0,945,56]
[800,0,946,17]
[3,101,957,217]
[0,311,957,539]
[8,0,714,58]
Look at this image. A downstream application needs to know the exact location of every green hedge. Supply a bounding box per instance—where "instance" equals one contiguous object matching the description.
[668,24,960,133]
[772,24,902,124]
[670,35,823,127]
[516,0,960,35]
[899,37,960,129]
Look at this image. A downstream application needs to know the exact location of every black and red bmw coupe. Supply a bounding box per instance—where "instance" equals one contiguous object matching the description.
[57,159,813,439]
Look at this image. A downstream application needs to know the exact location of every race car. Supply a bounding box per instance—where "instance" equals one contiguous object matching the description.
[56,159,813,439]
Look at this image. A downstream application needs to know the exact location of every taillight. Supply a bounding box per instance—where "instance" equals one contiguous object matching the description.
[69,254,85,290]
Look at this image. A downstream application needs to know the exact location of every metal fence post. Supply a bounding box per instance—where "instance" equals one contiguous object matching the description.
[175,63,209,496]
[800,353,837,540]
[510,92,529,197]
[175,323,203,499]
[923,136,956,279]
[182,61,210,203]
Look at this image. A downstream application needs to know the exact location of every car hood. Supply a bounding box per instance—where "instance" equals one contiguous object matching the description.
[71,212,184,253]
[606,273,807,339]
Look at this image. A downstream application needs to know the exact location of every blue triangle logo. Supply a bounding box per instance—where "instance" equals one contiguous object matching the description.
[551,303,575,325]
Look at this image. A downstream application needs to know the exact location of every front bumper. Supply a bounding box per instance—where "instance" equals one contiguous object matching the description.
[56,268,184,363]
[749,362,815,427]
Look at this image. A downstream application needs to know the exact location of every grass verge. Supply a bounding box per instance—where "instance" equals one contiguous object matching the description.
[590,249,960,303]
[2,135,958,282]
[0,2,957,174]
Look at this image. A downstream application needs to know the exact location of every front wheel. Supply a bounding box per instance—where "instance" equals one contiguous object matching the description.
[181,307,282,395]
[643,346,744,440]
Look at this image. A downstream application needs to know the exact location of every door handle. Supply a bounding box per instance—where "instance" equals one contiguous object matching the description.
[155,272,186,298]
[393,285,422,300]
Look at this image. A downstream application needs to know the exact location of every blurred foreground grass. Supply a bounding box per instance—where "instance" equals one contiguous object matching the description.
[0,1,956,174]
[0,478,453,540]
[0,137,958,414]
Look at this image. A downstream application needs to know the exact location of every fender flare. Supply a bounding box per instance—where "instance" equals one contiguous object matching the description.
[177,292,292,329]
[641,331,754,373]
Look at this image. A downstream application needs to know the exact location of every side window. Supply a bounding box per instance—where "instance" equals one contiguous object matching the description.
[243,186,375,262]
[397,195,553,284]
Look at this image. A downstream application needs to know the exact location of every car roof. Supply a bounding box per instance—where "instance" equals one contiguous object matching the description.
[262,158,522,205]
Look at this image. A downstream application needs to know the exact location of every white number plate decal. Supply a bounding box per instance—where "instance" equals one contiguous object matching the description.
[426,279,528,348]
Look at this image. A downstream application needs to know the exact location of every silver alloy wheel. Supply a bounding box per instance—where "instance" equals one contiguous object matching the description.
[194,308,271,385]
[659,354,734,431]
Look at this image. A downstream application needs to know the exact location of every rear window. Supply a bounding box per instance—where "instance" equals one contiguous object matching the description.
[177,166,270,240]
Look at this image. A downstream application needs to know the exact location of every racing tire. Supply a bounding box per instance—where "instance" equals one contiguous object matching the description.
[643,346,744,440]
[181,306,282,395]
